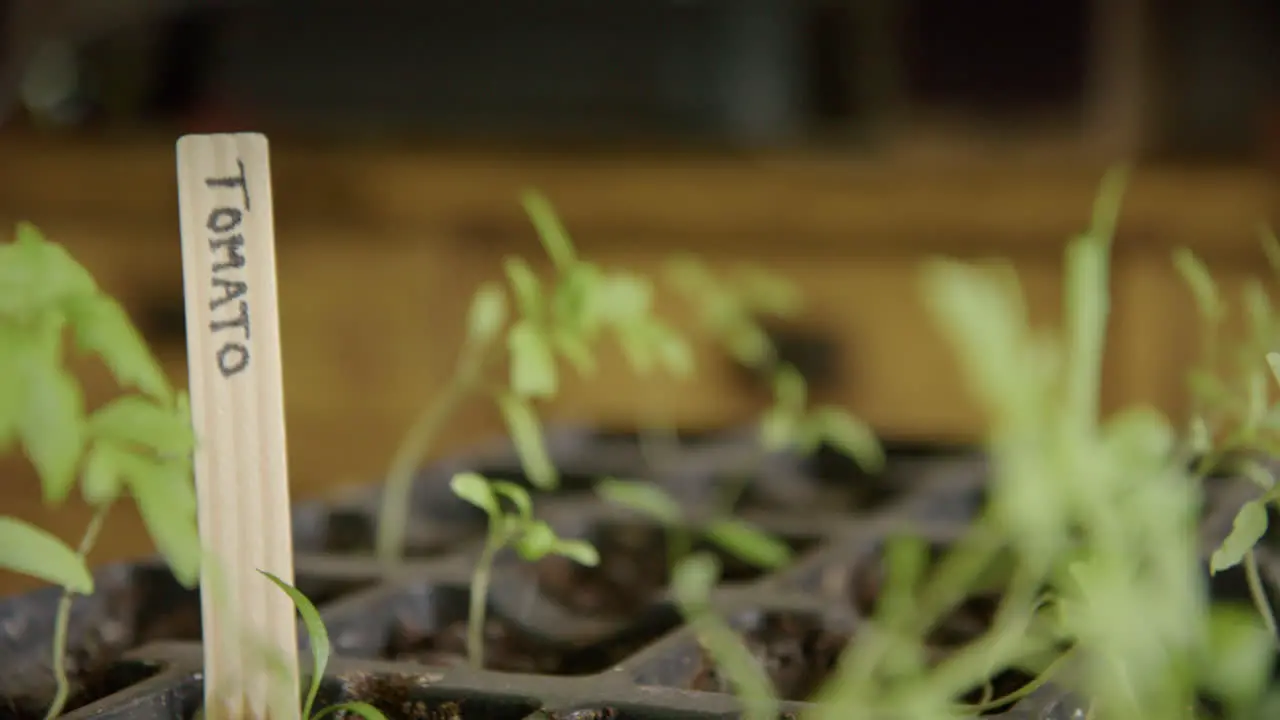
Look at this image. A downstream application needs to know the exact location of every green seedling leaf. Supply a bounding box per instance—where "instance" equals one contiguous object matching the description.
[552,538,600,567]
[650,321,695,379]
[1063,232,1111,428]
[1268,353,1280,389]
[507,320,558,398]
[450,472,499,516]
[313,702,390,720]
[1199,604,1275,712]
[595,478,683,526]
[672,552,719,609]
[87,396,195,456]
[503,257,544,320]
[466,282,509,345]
[551,262,604,335]
[723,321,772,368]
[81,440,127,505]
[522,190,577,271]
[1210,500,1269,574]
[11,222,98,308]
[489,480,533,520]
[21,361,86,504]
[496,393,558,490]
[1174,248,1223,324]
[597,272,655,324]
[811,407,885,473]
[704,518,793,570]
[731,264,802,318]
[1243,280,1272,348]
[64,294,171,402]
[759,406,798,453]
[772,365,807,413]
[551,326,596,377]
[1261,224,1280,276]
[260,570,328,720]
[0,516,93,594]
[515,519,557,560]
[126,457,201,586]
[0,325,23,450]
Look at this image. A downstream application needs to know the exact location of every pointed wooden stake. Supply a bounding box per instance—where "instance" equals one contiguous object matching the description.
[175,133,300,720]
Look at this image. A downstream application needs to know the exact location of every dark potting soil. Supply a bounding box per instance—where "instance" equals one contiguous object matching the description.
[0,658,158,720]
[689,612,848,701]
[535,523,815,618]
[383,614,652,676]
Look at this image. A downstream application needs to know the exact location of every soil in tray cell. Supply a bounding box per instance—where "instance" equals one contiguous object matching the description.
[384,610,664,676]
[536,522,817,618]
[0,660,159,720]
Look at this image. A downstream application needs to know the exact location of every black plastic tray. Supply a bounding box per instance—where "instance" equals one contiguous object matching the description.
[0,425,1270,720]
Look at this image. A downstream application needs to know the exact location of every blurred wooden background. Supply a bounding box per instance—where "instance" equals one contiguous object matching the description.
[1,0,1278,594]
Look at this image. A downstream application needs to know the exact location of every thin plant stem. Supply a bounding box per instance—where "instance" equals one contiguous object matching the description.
[44,503,112,720]
[1244,549,1279,643]
[377,341,494,566]
[466,532,502,671]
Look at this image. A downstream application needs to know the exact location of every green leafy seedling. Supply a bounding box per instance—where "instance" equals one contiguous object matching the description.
[594,477,793,574]
[377,192,696,565]
[671,553,780,720]
[0,223,202,720]
[450,472,599,669]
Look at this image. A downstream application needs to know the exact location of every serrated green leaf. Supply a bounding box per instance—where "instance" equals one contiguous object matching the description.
[813,407,884,473]
[466,282,509,345]
[489,480,533,520]
[507,320,558,398]
[503,257,544,320]
[313,702,390,720]
[64,295,171,402]
[81,440,127,505]
[553,538,600,567]
[0,516,93,593]
[522,190,577,271]
[20,361,86,504]
[1174,248,1223,324]
[1210,500,1269,574]
[124,457,200,586]
[496,393,557,490]
[704,518,792,570]
[5,223,97,312]
[595,478,683,525]
[88,395,195,456]
[515,519,557,560]
[450,472,498,516]
[260,570,328,719]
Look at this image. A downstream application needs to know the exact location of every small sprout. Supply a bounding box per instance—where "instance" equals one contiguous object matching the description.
[451,472,599,669]
[259,571,389,720]
[0,223,201,720]
[671,553,779,720]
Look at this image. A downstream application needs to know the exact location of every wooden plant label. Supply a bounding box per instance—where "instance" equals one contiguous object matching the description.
[175,133,300,720]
